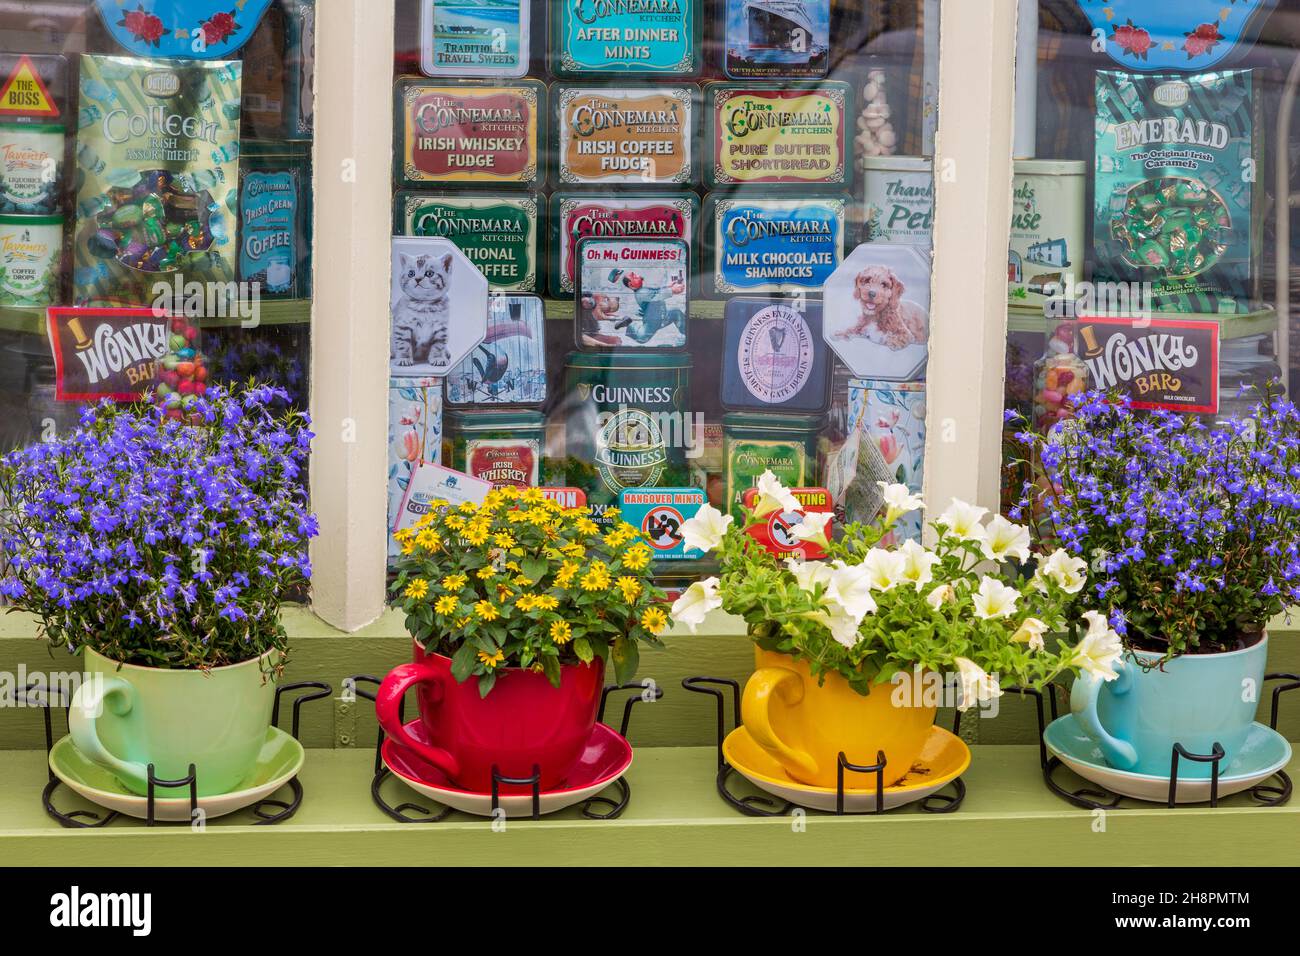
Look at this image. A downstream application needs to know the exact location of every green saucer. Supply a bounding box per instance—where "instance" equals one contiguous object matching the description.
[49,726,305,822]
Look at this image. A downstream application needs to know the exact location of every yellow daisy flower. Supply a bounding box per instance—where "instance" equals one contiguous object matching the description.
[641,607,668,635]
[477,648,505,669]
[555,560,581,588]
[622,545,652,571]
[494,532,516,549]
[516,594,536,612]
[434,595,458,615]
[576,518,600,536]
[550,620,573,645]
[476,566,496,580]
[442,573,467,592]
[534,595,559,611]
[615,576,642,603]
[444,515,466,531]
[474,600,499,622]
[522,487,545,505]
[404,578,429,599]
[580,562,611,592]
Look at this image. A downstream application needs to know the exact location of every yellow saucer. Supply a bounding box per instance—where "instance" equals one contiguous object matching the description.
[722,723,971,812]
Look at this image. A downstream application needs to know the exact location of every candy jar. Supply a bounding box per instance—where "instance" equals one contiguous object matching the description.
[1032,317,1087,430]
[154,318,208,422]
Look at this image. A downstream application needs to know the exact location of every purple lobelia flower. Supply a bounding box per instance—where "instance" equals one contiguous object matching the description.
[1010,385,1300,658]
[0,382,317,669]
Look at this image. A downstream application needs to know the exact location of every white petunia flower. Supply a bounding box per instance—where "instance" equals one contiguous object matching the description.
[980,515,1032,563]
[937,498,988,543]
[971,576,1020,619]
[679,503,733,555]
[877,482,924,526]
[825,560,879,620]
[789,510,833,552]
[954,657,1003,712]
[1073,610,1124,680]
[807,604,863,648]
[861,547,905,592]
[751,470,802,520]
[1010,616,1049,652]
[669,577,723,633]
[786,557,834,594]
[897,539,941,591]
[1033,548,1088,595]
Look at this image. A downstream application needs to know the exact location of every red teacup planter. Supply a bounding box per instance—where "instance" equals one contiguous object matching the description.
[375,642,606,794]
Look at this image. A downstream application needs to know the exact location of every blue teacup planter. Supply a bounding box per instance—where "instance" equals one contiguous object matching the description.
[1070,636,1268,780]
[94,1,274,59]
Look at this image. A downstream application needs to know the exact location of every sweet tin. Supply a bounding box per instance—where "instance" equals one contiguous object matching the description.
[0,122,64,214]
[1093,70,1262,313]
[724,0,830,79]
[722,297,830,413]
[0,213,62,306]
[619,486,707,560]
[577,237,688,351]
[420,0,531,78]
[395,78,544,187]
[91,0,274,60]
[445,408,544,489]
[551,191,696,296]
[706,81,849,188]
[445,294,547,407]
[554,0,699,77]
[390,235,489,377]
[722,411,818,522]
[1008,159,1085,310]
[705,194,845,297]
[823,242,930,380]
[741,486,833,559]
[396,191,540,292]
[556,85,695,187]
[72,55,242,305]
[845,377,926,542]
[388,376,444,560]
[862,155,933,243]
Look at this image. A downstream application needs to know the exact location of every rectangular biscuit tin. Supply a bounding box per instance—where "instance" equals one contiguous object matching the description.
[554,0,700,77]
[619,486,708,560]
[444,293,547,407]
[723,0,831,80]
[551,190,696,296]
[555,84,696,187]
[576,236,689,350]
[704,194,845,297]
[705,81,849,188]
[721,297,831,413]
[395,78,544,187]
[1008,159,1086,310]
[396,190,541,292]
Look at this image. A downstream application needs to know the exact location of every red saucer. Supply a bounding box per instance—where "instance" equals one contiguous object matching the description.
[382,719,633,817]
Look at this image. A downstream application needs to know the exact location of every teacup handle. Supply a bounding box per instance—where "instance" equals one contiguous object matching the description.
[375,660,462,780]
[742,666,820,781]
[1070,660,1139,770]
[68,674,150,792]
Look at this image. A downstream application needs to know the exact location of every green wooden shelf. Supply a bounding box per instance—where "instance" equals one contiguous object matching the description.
[1008,305,1280,341]
[0,744,1295,865]
[0,299,311,336]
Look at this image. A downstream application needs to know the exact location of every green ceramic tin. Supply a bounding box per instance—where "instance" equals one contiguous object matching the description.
[723,411,820,520]
[563,350,693,509]
[444,408,545,488]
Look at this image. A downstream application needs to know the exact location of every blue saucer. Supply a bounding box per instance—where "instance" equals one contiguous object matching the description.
[1044,714,1292,804]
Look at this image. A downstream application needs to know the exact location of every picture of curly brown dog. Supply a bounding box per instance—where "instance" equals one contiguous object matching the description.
[835,264,928,350]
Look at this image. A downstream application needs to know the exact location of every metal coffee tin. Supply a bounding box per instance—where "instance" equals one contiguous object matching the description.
[703,193,846,297]
[445,294,547,407]
[562,350,693,508]
[395,78,545,187]
[396,190,541,292]
[576,236,689,351]
[555,84,697,187]
[722,411,820,521]
[551,190,696,296]
[553,0,700,77]
[705,81,850,188]
[445,408,545,489]
[721,297,830,413]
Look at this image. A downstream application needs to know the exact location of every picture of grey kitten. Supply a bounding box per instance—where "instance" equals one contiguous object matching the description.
[392,252,452,368]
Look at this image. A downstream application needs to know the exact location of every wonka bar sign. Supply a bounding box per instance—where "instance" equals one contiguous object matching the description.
[47,307,168,401]
[1076,315,1219,415]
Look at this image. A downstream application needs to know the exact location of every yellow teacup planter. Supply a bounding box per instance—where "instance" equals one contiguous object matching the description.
[741,649,935,789]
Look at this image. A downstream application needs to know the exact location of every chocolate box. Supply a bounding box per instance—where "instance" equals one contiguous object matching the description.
[703,193,845,297]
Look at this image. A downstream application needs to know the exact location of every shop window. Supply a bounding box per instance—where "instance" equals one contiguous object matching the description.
[1002,0,1299,507]
[0,0,315,452]
[388,0,942,586]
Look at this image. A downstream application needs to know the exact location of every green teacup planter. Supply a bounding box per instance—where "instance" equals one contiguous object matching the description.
[1016,389,1300,805]
[0,384,318,824]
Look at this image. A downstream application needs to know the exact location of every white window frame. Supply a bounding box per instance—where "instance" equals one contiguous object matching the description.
[306,0,1020,630]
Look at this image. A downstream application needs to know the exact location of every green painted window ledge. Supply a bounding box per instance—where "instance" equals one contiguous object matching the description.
[2,606,1299,750]
[0,607,1297,865]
